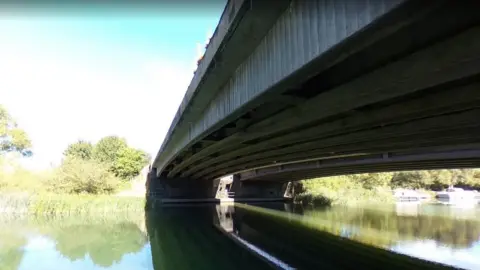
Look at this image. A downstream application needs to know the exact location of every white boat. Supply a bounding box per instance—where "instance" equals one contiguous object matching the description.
[393,189,430,202]
[436,187,479,205]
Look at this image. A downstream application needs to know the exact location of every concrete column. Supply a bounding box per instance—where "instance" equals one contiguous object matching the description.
[157,177,218,199]
[145,168,162,195]
[230,174,242,194]
[233,178,289,199]
[146,167,219,204]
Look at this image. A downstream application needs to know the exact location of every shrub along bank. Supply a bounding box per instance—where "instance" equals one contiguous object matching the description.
[295,169,480,206]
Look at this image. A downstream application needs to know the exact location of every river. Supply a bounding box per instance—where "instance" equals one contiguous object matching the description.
[1,202,479,269]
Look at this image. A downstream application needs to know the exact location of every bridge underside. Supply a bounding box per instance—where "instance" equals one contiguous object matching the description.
[146,169,289,204]
[158,1,480,180]
[238,148,480,182]
[149,1,480,202]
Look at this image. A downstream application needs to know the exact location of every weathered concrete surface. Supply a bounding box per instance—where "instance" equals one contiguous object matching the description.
[145,168,219,207]
[147,175,218,199]
[228,175,291,199]
[145,170,292,204]
[153,0,291,173]
[235,182,288,198]
[153,0,480,183]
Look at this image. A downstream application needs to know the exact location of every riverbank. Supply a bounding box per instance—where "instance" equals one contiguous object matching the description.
[292,171,480,206]
[293,174,396,206]
[294,187,395,206]
[0,193,145,216]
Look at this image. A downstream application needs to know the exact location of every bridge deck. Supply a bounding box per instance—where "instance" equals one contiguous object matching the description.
[154,0,407,173]
[153,0,480,182]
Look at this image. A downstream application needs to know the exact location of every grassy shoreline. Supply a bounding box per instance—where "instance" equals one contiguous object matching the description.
[293,175,397,207]
[0,193,145,216]
[293,187,395,207]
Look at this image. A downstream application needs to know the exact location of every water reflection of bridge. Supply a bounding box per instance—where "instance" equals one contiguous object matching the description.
[143,202,480,269]
[146,204,458,269]
[145,206,270,270]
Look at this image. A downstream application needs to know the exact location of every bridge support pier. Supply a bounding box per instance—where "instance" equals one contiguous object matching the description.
[146,168,219,206]
[145,169,294,206]
[229,174,293,200]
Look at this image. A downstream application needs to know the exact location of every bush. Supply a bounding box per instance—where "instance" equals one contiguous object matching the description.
[296,175,395,206]
[0,156,50,193]
[65,136,150,181]
[111,147,149,180]
[49,158,120,194]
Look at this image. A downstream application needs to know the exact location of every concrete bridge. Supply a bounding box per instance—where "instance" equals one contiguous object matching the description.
[147,0,480,202]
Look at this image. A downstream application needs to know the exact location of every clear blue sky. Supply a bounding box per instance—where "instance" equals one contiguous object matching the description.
[0,3,225,169]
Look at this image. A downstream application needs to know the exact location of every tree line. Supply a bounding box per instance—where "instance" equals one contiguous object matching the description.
[1,104,150,194]
[349,170,480,191]
[51,136,150,194]
[63,136,150,181]
[299,169,480,201]
[0,105,31,156]
[2,104,480,194]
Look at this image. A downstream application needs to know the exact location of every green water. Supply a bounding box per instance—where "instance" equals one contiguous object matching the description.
[0,202,479,269]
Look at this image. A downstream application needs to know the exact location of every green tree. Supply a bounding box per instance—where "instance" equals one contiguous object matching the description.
[59,136,149,186]
[351,173,393,189]
[451,169,474,185]
[429,169,453,190]
[63,140,93,160]
[390,171,432,189]
[111,147,150,180]
[92,136,127,165]
[92,136,149,180]
[0,105,32,156]
[50,158,120,194]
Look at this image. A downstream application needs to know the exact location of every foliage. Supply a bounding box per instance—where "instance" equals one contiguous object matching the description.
[92,136,128,165]
[0,213,146,269]
[49,158,120,195]
[301,175,359,192]
[296,169,480,206]
[392,169,480,190]
[296,175,394,206]
[0,157,51,193]
[64,135,149,181]
[63,140,93,160]
[50,222,145,267]
[111,147,150,180]
[390,171,432,189]
[356,173,393,189]
[0,105,32,156]
[0,154,145,196]
[428,169,453,190]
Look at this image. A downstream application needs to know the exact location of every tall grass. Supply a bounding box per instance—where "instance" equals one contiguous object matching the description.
[0,156,127,195]
[0,156,146,217]
[0,193,144,217]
